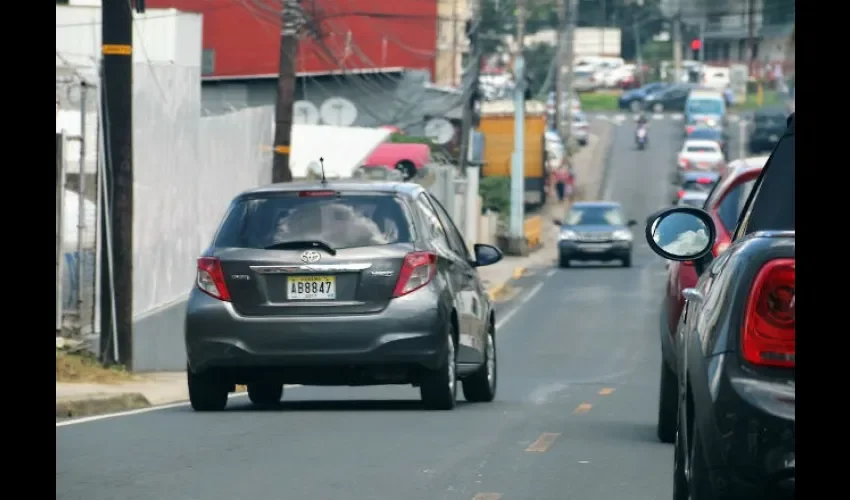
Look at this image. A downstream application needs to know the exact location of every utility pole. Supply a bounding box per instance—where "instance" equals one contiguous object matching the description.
[599,0,607,56]
[563,0,578,146]
[272,0,301,183]
[555,0,567,138]
[746,0,756,76]
[100,0,135,367]
[671,0,683,83]
[633,15,644,85]
[508,0,527,253]
[451,0,459,86]
[459,11,482,172]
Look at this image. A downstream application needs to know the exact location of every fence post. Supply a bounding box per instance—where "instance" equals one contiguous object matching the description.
[56,132,67,335]
[464,166,480,253]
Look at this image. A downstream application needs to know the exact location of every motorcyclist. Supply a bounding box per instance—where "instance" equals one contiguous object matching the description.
[636,114,649,128]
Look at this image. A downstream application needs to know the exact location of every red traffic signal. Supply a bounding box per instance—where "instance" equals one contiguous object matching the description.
[690,39,702,51]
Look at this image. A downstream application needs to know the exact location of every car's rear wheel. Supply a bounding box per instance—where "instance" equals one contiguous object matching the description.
[462,328,497,403]
[559,255,571,268]
[420,322,458,410]
[247,382,283,406]
[653,102,664,113]
[657,361,677,443]
[187,366,229,412]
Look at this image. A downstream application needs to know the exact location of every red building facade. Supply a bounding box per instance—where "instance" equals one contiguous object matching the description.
[146,0,439,78]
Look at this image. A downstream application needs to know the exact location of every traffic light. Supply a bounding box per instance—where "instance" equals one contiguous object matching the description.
[690,38,701,60]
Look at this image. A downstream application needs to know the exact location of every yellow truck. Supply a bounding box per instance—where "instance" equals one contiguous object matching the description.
[479,100,548,208]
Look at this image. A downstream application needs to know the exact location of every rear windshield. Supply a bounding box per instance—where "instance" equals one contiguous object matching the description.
[213,193,415,250]
[565,206,624,226]
[682,179,717,193]
[686,145,718,153]
[687,99,723,115]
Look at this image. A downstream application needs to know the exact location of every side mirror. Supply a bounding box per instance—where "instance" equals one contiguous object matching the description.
[473,243,503,268]
[627,219,637,227]
[552,219,563,226]
[644,207,716,262]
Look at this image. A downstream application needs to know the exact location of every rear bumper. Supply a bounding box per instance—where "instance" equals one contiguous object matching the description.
[558,240,631,261]
[700,357,795,499]
[185,288,445,373]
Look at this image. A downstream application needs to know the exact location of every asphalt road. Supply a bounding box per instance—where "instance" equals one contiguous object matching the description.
[56,117,740,500]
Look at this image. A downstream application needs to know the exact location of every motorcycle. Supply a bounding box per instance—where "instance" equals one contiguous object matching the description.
[635,126,648,150]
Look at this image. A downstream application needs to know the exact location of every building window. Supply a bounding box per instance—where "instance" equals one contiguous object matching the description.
[202,48,215,76]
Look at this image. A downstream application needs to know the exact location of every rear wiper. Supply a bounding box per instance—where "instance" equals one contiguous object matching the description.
[264,240,337,256]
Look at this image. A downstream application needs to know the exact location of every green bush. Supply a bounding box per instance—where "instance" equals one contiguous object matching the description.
[579,92,620,111]
[479,176,511,217]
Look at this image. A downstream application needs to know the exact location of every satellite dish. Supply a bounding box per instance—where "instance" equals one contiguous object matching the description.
[293,100,320,125]
[424,117,455,145]
[319,97,358,126]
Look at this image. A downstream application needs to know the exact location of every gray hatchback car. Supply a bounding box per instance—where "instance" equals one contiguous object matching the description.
[186,181,504,411]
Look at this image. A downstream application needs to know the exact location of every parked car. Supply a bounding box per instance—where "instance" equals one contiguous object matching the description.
[573,70,601,93]
[646,113,794,500]
[643,83,695,113]
[571,111,590,146]
[554,201,637,268]
[748,106,788,154]
[185,181,504,411]
[618,82,669,112]
[672,171,720,205]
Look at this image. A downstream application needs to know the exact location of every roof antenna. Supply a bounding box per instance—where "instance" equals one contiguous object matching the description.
[319,157,327,184]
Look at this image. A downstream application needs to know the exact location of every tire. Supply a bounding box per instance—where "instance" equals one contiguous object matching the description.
[653,102,664,113]
[630,100,642,112]
[247,382,283,406]
[578,138,588,146]
[420,322,458,410]
[657,361,677,443]
[187,366,229,412]
[622,255,632,268]
[462,327,497,403]
[672,416,689,500]
[559,255,571,268]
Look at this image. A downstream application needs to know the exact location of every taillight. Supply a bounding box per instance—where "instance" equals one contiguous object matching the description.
[392,252,437,298]
[677,190,685,198]
[197,257,231,301]
[741,259,795,368]
[678,158,690,169]
[686,126,695,135]
[713,241,730,255]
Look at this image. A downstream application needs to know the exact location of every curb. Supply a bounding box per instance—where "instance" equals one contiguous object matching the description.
[56,392,151,419]
[487,266,526,301]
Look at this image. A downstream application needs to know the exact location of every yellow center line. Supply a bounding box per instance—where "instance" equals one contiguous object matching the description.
[598,387,615,396]
[472,494,503,500]
[525,432,561,452]
[574,402,593,413]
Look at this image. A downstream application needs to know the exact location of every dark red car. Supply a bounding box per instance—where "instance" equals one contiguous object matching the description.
[656,158,767,443]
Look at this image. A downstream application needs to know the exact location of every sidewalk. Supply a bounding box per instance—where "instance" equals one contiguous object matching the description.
[56,121,617,420]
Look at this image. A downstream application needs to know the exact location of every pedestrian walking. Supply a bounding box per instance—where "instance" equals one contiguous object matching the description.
[554,166,570,203]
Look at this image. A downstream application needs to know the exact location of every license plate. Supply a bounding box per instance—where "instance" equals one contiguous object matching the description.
[580,244,609,252]
[769,134,779,142]
[287,275,336,300]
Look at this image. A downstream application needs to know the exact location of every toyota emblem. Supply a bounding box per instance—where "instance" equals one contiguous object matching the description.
[300,250,322,263]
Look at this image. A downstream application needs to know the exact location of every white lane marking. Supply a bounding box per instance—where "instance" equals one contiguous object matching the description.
[652,113,663,120]
[671,113,683,121]
[615,114,626,122]
[728,115,740,123]
[56,386,302,428]
[496,280,546,331]
[546,269,556,278]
